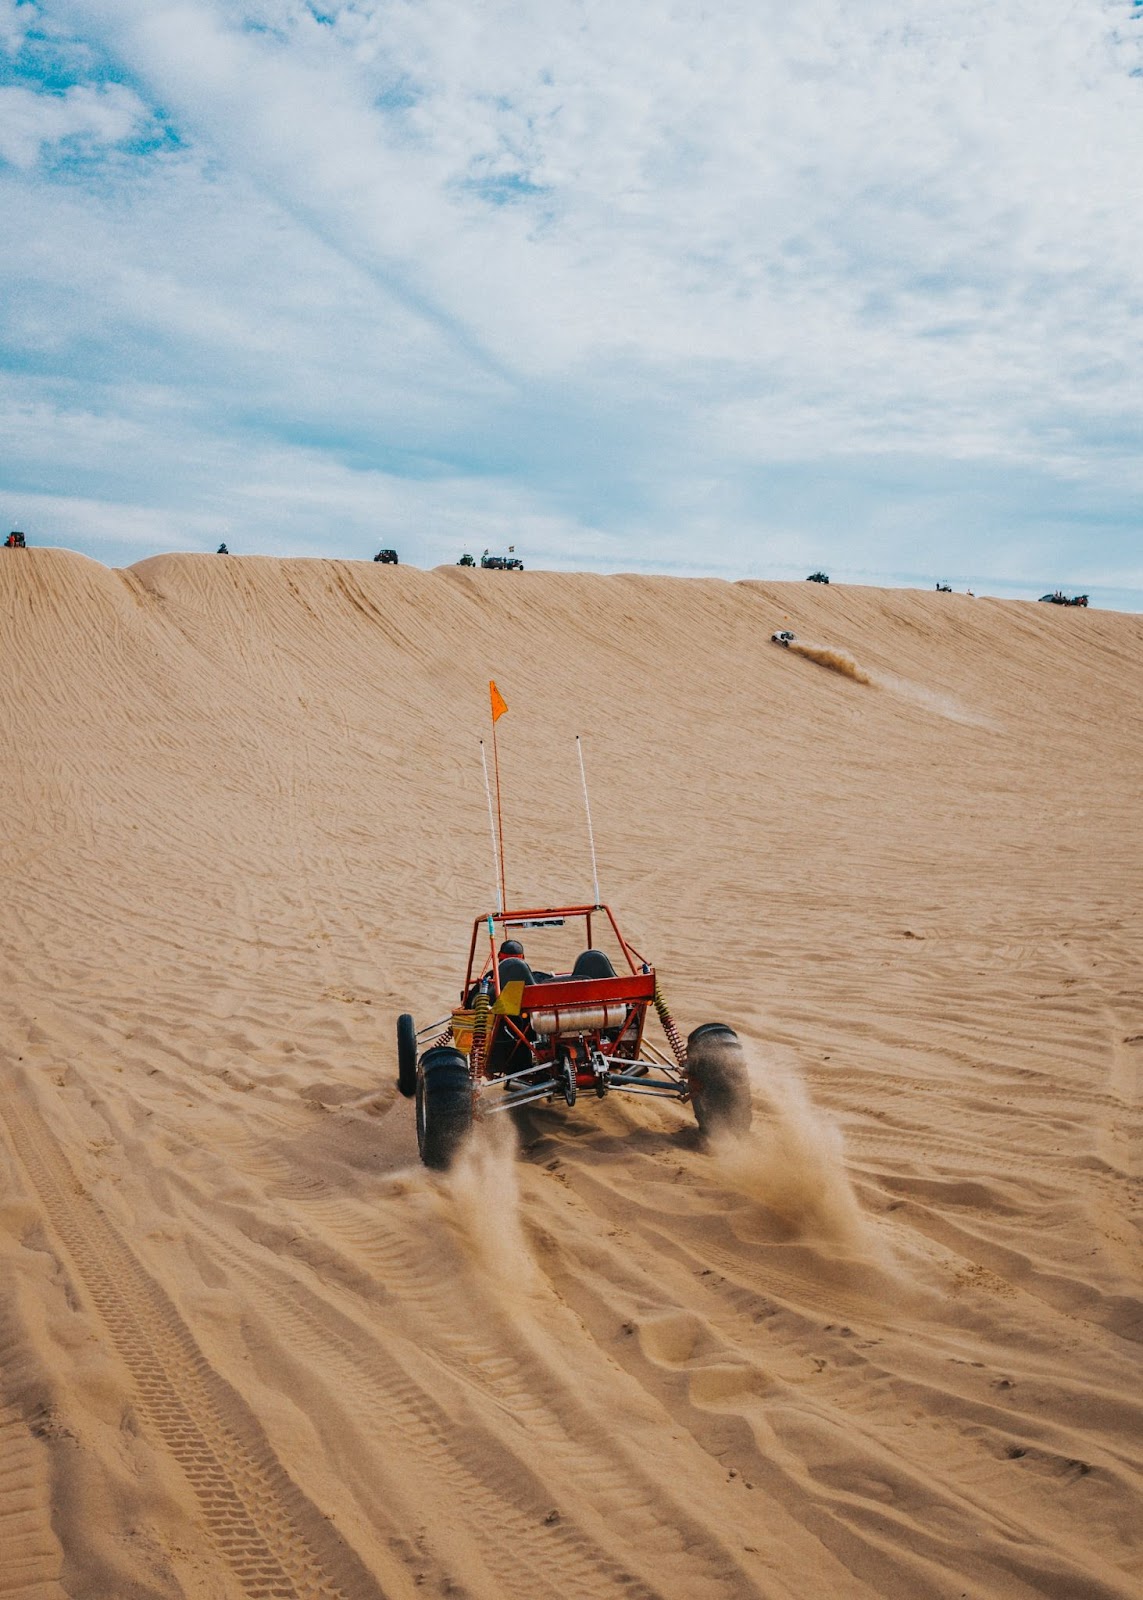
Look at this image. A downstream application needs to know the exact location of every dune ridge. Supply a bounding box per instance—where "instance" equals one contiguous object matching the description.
[1,549,1141,1598]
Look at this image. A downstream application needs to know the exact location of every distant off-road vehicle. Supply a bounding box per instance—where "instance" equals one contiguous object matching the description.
[457,553,476,567]
[1038,590,1088,607]
[396,902,751,1169]
[481,552,524,571]
[771,629,797,646]
[935,582,952,593]
[374,549,398,564]
[5,531,26,548]
[806,571,829,584]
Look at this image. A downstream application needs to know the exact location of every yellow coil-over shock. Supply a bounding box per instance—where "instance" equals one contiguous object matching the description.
[653,980,687,1068]
[470,989,491,1073]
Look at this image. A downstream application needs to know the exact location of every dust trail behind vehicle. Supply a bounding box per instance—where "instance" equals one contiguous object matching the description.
[875,670,998,728]
[435,1115,539,1299]
[787,640,873,683]
[709,1042,883,1259]
[789,638,992,725]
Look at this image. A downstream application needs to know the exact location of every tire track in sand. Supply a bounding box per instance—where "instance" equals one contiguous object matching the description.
[0,1094,387,1600]
[0,1402,65,1600]
[187,1210,708,1600]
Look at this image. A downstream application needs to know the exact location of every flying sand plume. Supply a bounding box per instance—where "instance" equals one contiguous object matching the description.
[786,638,993,725]
[711,1044,884,1259]
[435,1116,539,1299]
[788,641,873,684]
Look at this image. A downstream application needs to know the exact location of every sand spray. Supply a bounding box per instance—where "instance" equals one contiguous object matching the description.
[711,1043,884,1259]
[788,639,990,726]
[436,1113,539,1297]
[876,672,995,728]
[406,1039,888,1283]
[788,641,873,683]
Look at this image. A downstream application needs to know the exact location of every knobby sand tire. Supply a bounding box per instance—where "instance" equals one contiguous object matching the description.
[416,1046,474,1170]
[396,1013,418,1099]
[686,1024,752,1138]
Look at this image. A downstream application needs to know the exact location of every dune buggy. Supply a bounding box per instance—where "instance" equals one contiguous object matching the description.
[771,629,796,646]
[396,903,751,1168]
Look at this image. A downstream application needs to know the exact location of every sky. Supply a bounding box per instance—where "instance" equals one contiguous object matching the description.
[2,0,1141,608]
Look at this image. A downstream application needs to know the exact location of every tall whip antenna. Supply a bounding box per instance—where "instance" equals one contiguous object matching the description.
[576,735,601,906]
[489,681,509,912]
[479,740,503,913]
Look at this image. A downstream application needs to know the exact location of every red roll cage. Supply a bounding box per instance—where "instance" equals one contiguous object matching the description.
[463,902,651,998]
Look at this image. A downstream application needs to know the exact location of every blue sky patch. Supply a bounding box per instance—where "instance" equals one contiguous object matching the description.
[1,0,1141,602]
[461,171,546,206]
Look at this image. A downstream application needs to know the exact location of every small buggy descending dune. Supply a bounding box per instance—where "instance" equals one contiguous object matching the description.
[397,903,751,1168]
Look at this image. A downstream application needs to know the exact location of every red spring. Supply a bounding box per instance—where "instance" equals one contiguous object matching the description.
[653,982,687,1067]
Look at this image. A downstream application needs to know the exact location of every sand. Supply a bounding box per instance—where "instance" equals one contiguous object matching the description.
[0,548,1140,1599]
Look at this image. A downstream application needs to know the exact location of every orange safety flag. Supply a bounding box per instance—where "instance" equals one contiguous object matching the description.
[489,680,508,722]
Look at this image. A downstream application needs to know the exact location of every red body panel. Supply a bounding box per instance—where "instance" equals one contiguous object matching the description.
[519,972,655,1011]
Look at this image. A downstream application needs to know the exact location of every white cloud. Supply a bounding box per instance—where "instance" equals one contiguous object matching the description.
[48,2,1143,381]
[2,0,1142,599]
[0,80,148,167]
[0,373,602,567]
[0,0,34,53]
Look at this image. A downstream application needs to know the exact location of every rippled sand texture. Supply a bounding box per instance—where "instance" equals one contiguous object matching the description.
[1,549,1140,1599]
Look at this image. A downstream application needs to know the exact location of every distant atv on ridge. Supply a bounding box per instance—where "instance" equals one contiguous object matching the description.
[1038,590,1088,607]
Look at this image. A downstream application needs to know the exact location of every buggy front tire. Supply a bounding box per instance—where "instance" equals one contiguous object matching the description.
[416,1047,474,1170]
[686,1024,752,1138]
[397,1013,418,1098]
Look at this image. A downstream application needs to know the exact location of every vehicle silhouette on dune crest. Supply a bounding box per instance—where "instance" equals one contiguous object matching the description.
[1038,590,1088,607]
[396,903,750,1169]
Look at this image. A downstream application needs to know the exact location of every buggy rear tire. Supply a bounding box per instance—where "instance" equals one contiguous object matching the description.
[397,1013,417,1099]
[686,1024,752,1138]
[416,1047,473,1170]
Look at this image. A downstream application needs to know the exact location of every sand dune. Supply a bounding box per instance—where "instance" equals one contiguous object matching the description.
[1,548,1140,1599]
